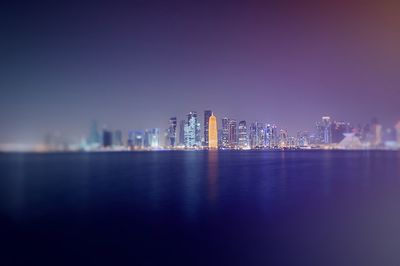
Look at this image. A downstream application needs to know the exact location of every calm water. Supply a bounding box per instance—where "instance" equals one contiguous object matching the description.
[1,151,400,265]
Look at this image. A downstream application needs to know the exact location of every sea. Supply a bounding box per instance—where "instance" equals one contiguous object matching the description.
[1,150,400,265]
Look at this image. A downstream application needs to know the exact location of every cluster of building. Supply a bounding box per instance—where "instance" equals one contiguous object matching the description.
[75,111,400,151]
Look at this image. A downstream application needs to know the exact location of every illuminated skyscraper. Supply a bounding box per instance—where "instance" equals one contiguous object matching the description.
[208,113,218,149]
[228,119,237,148]
[149,128,160,148]
[249,122,257,149]
[221,117,229,148]
[371,118,382,146]
[184,111,201,147]
[316,116,332,144]
[128,130,145,149]
[238,120,248,148]
[279,129,288,148]
[179,120,185,146]
[204,110,212,147]
[256,122,266,148]
[322,116,332,144]
[167,117,177,147]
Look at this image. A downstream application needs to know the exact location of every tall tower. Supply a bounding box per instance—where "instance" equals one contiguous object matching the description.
[228,119,237,148]
[238,120,248,148]
[184,111,200,147]
[168,117,177,147]
[208,113,218,149]
[322,116,332,144]
[221,117,229,148]
[204,110,212,147]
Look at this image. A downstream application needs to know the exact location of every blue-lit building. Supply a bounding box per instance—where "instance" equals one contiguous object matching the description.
[204,110,212,146]
[167,117,177,147]
[221,117,229,148]
[238,120,248,148]
[113,130,123,146]
[145,128,160,148]
[184,111,201,147]
[249,122,257,149]
[128,131,145,149]
[228,119,238,147]
[88,120,100,146]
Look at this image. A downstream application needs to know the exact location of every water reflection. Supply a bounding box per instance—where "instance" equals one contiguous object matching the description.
[182,151,202,221]
[207,151,219,204]
[0,154,26,220]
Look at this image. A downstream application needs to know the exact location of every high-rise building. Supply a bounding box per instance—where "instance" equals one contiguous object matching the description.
[88,120,100,146]
[184,111,201,147]
[279,129,288,148]
[113,130,123,146]
[102,130,113,148]
[179,120,185,146]
[228,119,237,148]
[371,118,382,146]
[128,130,145,149]
[238,120,248,148]
[316,116,332,144]
[208,113,218,149]
[143,129,159,149]
[221,117,229,148]
[167,117,177,147]
[322,116,332,144]
[204,110,212,147]
[249,122,257,149]
[256,122,266,148]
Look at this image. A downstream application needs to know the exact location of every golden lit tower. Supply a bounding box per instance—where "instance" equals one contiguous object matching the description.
[208,113,218,149]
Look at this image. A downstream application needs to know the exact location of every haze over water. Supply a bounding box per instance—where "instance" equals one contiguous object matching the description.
[1,150,400,265]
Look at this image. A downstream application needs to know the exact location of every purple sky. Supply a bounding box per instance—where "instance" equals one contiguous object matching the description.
[1,0,399,144]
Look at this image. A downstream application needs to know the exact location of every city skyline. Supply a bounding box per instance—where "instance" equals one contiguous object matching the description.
[1,1,400,144]
[33,109,400,152]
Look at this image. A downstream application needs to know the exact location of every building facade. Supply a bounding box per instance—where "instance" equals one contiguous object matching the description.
[208,113,218,149]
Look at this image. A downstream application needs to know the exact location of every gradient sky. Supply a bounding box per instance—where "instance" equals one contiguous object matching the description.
[1,0,399,144]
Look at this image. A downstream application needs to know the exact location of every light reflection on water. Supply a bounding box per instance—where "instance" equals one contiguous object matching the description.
[1,151,400,265]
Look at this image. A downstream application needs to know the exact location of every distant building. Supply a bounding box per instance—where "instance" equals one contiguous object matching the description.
[249,122,257,149]
[396,121,400,144]
[167,117,177,147]
[179,120,185,146]
[221,117,229,148]
[228,119,237,147]
[128,130,145,149]
[316,116,332,144]
[143,129,159,149]
[256,122,266,148]
[208,113,218,149]
[102,130,113,148]
[279,129,288,148]
[204,110,212,147]
[113,130,123,146]
[88,120,100,146]
[238,120,248,148]
[371,118,382,146]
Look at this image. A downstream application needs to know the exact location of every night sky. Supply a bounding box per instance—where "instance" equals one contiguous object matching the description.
[1,0,399,144]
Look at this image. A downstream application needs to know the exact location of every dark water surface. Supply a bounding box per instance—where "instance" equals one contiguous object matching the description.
[1,151,400,265]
